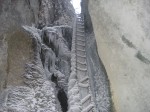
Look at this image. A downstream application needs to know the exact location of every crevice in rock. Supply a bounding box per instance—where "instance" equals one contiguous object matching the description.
[136,51,150,64]
[51,70,68,112]
[25,0,31,8]
[51,72,68,112]
[51,73,57,84]
[57,89,68,112]
[122,35,136,49]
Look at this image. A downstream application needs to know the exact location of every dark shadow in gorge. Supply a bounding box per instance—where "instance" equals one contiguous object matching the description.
[58,89,68,112]
[51,74,68,112]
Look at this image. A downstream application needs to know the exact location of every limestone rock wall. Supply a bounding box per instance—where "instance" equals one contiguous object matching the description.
[0,0,74,111]
[83,0,150,112]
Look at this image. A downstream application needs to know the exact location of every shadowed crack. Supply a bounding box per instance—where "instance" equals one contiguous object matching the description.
[122,35,136,49]
[58,89,68,112]
[136,51,150,64]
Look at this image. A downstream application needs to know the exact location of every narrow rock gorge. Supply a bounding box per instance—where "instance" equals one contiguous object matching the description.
[0,0,112,111]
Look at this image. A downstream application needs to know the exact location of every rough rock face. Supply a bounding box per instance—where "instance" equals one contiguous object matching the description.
[6,30,34,87]
[81,1,113,111]
[0,0,74,34]
[83,0,150,112]
[0,0,74,111]
[0,29,33,91]
[86,33,112,112]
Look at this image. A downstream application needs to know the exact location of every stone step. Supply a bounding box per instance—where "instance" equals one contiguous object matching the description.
[79,88,90,102]
[76,54,86,58]
[78,26,84,29]
[77,70,86,77]
[79,76,89,83]
[77,63,86,69]
[77,24,84,26]
[77,23,84,25]
[77,48,86,52]
[76,33,85,37]
[76,30,84,33]
[77,60,86,65]
[77,27,84,31]
[76,45,85,50]
[77,35,85,39]
[76,41,85,46]
[81,94,91,104]
[77,57,86,63]
[81,103,94,112]
[76,50,86,56]
[77,16,81,18]
[76,32,84,35]
[77,21,84,23]
[78,83,89,88]
[77,17,83,20]
[77,38,85,42]
[76,43,86,47]
[77,17,83,19]
[77,20,84,22]
[76,67,87,71]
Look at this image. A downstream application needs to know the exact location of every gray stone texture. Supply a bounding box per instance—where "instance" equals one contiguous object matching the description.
[83,0,150,112]
[0,0,74,111]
